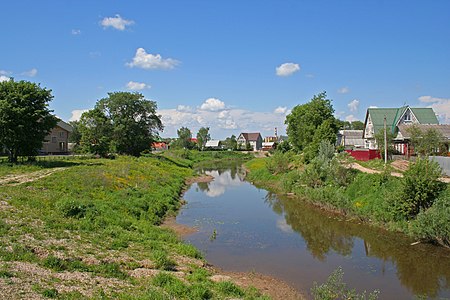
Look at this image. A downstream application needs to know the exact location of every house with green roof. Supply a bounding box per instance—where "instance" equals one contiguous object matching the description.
[363,106,439,151]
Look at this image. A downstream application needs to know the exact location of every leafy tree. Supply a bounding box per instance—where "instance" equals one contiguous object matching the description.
[174,127,195,149]
[0,79,57,163]
[351,120,364,130]
[68,120,81,144]
[78,108,112,157]
[286,92,337,161]
[196,127,210,150]
[407,125,445,157]
[222,135,237,150]
[95,92,163,156]
[374,128,395,161]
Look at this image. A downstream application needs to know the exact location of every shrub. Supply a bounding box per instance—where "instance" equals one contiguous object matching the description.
[311,267,379,300]
[396,158,445,218]
[265,151,292,174]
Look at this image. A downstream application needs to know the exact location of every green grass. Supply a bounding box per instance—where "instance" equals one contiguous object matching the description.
[0,154,270,299]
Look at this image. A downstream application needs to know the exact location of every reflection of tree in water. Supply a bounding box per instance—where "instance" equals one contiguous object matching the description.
[270,194,450,297]
[274,195,354,260]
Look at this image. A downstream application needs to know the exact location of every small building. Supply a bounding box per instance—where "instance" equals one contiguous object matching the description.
[337,130,364,148]
[395,124,450,156]
[152,142,168,151]
[237,132,263,151]
[363,106,439,150]
[40,120,73,155]
[205,140,221,150]
[261,142,276,151]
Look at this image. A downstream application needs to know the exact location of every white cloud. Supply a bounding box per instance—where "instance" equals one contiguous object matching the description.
[345,114,359,122]
[71,29,81,35]
[347,99,359,112]
[69,109,90,121]
[274,106,287,114]
[0,75,11,82]
[158,100,287,139]
[126,81,150,90]
[176,105,192,112]
[100,14,134,31]
[418,95,450,123]
[369,105,378,108]
[126,48,179,70]
[200,98,225,111]
[338,87,350,94]
[0,70,11,75]
[276,63,300,77]
[21,68,37,77]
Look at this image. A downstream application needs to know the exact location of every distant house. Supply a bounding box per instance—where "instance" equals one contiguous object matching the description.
[205,140,221,150]
[237,132,263,151]
[152,142,168,151]
[363,106,439,150]
[395,124,450,156]
[337,130,364,148]
[40,120,73,155]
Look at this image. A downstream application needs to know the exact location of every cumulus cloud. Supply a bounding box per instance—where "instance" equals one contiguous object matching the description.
[276,63,300,77]
[126,81,150,90]
[21,68,37,77]
[200,98,225,111]
[69,109,90,121]
[338,87,350,94]
[100,14,134,31]
[0,75,11,82]
[274,106,287,114]
[418,95,450,123]
[126,48,179,70]
[347,99,359,112]
[71,29,81,35]
[345,114,359,122]
[158,99,287,139]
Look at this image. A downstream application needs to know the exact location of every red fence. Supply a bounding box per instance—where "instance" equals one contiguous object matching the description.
[345,149,381,161]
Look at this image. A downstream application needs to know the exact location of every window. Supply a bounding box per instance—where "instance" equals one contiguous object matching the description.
[51,136,57,143]
[404,111,411,122]
[59,131,65,138]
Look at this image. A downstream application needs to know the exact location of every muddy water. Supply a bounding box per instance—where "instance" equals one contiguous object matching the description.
[176,166,450,299]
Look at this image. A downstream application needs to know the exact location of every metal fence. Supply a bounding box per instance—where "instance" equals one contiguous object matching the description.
[429,156,450,176]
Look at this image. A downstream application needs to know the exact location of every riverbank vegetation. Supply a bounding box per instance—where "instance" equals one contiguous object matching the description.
[245,143,450,248]
[0,153,270,299]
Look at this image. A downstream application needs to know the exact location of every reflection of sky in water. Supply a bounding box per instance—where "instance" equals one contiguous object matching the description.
[177,168,450,299]
[202,170,242,197]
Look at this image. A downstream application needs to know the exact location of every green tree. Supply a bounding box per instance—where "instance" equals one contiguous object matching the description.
[196,127,210,150]
[68,120,81,143]
[0,79,57,163]
[351,120,364,130]
[286,92,337,161]
[78,108,112,157]
[223,135,237,150]
[95,92,163,156]
[407,125,445,157]
[174,127,194,149]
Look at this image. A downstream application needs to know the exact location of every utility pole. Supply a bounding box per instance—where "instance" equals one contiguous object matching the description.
[384,115,388,165]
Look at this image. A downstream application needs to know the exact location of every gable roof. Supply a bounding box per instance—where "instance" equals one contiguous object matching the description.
[205,140,221,147]
[397,124,450,140]
[239,132,261,141]
[57,120,73,133]
[365,106,438,136]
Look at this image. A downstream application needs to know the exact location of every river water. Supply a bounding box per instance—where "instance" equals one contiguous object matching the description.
[176,165,450,299]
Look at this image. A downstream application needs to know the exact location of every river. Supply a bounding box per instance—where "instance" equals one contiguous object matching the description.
[176,165,450,299]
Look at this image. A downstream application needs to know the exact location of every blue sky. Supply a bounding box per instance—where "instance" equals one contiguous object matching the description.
[1,1,449,139]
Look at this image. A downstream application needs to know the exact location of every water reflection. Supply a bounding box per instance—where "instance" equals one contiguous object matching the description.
[180,166,450,298]
[268,192,450,297]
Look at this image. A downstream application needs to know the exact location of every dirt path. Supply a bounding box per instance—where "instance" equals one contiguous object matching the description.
[0,168,67,186]
[349,162,450,183]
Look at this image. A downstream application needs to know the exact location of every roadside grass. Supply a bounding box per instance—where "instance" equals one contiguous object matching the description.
[0,154,271,299]
[357,158,390,171]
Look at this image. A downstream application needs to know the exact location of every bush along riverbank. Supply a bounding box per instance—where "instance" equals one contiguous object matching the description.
[245,142,450,248]
[0,152,272,299]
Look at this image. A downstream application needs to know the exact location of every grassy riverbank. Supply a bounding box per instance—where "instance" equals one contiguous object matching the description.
[0,153,270,299]
[245,154,450,248]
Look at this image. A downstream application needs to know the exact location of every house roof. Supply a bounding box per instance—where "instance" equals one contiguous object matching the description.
[338,130,364,146]
[205,140,221,147]
[57,120,73,132]
[365,106,438,136]
[397,124,450,140]
[240,132,261,141]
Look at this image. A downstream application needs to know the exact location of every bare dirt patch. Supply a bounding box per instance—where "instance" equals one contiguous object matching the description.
[161,216,198,237]
[185,174,214,185]
[0,168,67,186]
